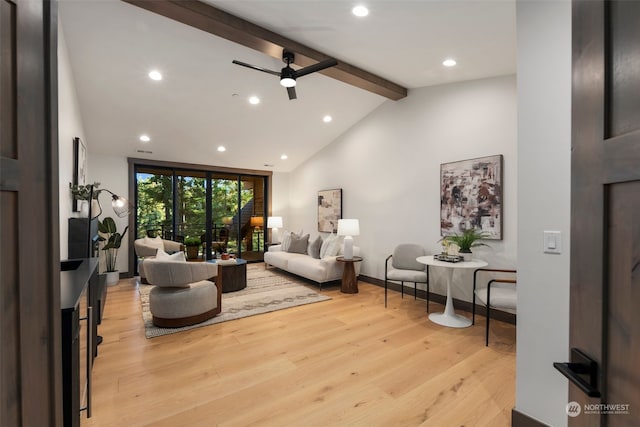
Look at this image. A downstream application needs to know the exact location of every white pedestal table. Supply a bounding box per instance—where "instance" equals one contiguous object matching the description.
[416,255,488,328]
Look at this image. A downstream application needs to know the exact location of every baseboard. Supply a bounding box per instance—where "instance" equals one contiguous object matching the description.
[358,275,516,325]
[511,408,550,427]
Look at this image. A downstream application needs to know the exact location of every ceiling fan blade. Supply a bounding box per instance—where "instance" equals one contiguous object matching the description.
[287,86,297,100]
[232,60,281,77]
[295,58,338,78]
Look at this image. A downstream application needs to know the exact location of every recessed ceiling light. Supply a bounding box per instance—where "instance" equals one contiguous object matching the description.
[442,58,457,67]
[217,146,226,152]
[280,154,288,160]
[139,134,150,142]
[352,5,369,17]
[249,96,260,105]
[323,115,333,123]
[148,70,162,81]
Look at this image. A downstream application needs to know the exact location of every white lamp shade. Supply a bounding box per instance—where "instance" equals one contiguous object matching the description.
[267,216,283,229]
[337,219,359,237]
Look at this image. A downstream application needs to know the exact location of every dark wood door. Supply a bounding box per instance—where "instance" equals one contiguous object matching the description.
[566,1,640,425]
[0,0,61,425]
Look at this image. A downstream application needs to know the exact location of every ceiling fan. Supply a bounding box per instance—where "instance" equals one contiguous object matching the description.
[232,50,338,100]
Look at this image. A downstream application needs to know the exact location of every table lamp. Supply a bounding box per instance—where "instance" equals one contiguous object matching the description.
[267,216,283,244]
[337,219,359,260]
[250,216,263,228]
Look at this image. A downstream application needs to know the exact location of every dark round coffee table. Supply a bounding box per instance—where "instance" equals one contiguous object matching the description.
[208,259,247,293]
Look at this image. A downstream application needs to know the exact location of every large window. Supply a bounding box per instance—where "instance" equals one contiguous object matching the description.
[132,162,270,268]
[136,167,174,240]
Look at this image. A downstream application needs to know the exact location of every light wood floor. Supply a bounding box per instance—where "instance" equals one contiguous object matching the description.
[83,271,516,427]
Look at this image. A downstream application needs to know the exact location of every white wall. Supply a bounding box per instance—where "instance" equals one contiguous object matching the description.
[271,171,290,219]
[269,171,290,243]
[516,1,571,426]
[288,75,518,301]
[87,155,131,274]
[58,21,87,260]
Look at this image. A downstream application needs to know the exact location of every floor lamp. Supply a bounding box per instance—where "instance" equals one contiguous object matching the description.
[250,216,264,251]
[89,186,131,219]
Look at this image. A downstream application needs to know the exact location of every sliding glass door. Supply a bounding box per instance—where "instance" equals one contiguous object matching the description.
[206,175,239,259]
[136,168,174,240]
[134,164,268,264]
[240,175,266,261]
[175,170,207,252]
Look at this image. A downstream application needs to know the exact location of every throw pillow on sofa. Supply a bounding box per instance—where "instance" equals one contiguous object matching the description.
[308,235,323,259]
[287,234,310,254]
[281,230,301,252]
[320,233,342,258]
[155,248,186,262]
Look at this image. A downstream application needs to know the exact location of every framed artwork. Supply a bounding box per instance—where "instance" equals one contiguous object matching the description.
[318,188,342,232]
[72,137,87,212]
[440,154,503,239]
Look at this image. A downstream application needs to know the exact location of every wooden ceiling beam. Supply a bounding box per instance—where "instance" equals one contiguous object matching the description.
[122,0,408,100]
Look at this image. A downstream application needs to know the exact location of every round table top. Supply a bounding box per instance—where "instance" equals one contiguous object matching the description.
[336,256,363,263]
[207,258,247,265]
[416,255,487,270]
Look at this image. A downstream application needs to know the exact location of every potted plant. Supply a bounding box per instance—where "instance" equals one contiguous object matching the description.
[69,182,101,216]
[184,236,201,260]
[442,228,490,260]
[98,216,128,285]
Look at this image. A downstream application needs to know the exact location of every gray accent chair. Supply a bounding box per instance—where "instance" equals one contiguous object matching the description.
[143,259,221,328]
[473,268,517,346]
[134,237,184,283]
[384,244,430,310]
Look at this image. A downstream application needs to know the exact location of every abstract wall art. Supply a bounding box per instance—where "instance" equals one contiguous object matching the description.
[72,137,87,212]
[317,189,342,233]
[440,154,503,239]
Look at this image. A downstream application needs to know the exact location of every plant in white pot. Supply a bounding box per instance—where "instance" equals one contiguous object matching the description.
[442,228,490,261]
[98,216,128,285]
[69,182,101,216]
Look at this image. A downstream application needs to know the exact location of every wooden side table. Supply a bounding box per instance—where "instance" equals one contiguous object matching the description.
[208,259,247,293]
[336,256,363,294]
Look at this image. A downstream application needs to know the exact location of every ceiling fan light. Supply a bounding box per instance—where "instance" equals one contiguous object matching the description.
[352,5,369,17]
[280,77,296,87]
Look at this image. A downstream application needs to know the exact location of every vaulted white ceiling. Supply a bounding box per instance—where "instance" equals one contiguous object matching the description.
[59,0,515,172]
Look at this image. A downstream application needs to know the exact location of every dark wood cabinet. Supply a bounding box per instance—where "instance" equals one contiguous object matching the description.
[61,258,98,427]
[68,217,107,356]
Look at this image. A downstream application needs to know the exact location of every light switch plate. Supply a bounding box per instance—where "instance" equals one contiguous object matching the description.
[544,231,562,254]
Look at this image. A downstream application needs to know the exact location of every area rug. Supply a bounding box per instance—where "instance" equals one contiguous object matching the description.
[139,264,330,338]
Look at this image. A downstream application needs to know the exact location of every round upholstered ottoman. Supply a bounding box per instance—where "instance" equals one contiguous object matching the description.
[149,280,219,328]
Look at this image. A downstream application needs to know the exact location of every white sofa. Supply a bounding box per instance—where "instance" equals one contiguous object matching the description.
[264,243,361,287]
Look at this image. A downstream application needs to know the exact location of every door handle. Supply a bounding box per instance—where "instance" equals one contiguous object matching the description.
[553,348,601,397]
